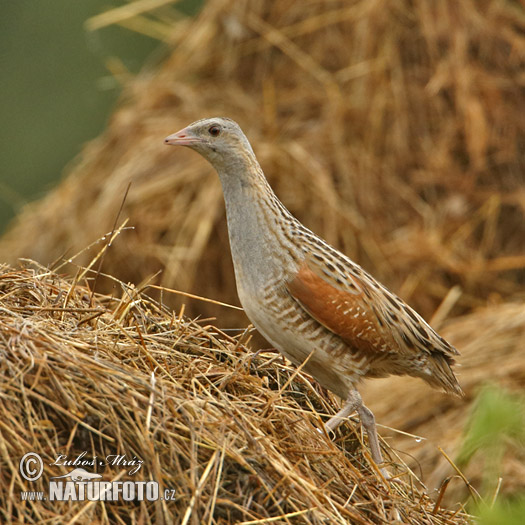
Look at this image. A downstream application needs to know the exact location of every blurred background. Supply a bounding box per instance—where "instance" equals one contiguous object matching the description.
[1,0,524,519]
[0,0,201,231]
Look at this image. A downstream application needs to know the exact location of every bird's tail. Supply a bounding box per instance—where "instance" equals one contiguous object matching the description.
[421,353,464,397]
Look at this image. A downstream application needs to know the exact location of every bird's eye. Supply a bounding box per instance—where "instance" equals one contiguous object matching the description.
[208,125,221,137]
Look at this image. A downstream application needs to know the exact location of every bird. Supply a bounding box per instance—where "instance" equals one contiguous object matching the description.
[164,117,463,474]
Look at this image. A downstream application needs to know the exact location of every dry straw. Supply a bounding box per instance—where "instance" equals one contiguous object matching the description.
[365,301,525,505]
[0,0,523,326]
[0,260,470,524]
[1,0,524,520]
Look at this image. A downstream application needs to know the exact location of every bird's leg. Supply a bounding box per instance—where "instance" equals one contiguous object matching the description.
[325,399,355,433]
[325,389,385,472]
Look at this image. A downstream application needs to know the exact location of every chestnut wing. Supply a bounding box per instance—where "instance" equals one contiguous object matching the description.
[286,257,462,393]
[286,260,400,356]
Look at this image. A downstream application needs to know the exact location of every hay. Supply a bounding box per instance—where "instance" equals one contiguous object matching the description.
[0,261,470,524]
[364,302,525,504]
[1,0,523,519]
[0,0,523,329]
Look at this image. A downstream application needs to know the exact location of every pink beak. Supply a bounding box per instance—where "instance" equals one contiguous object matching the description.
[164,127,203,146]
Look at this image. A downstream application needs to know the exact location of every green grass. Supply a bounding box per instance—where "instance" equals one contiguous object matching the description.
[457,384,525,522]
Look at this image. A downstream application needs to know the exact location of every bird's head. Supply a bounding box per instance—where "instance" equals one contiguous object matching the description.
[164,117,256,172]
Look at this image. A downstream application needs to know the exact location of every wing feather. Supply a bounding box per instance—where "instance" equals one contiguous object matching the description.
[286,260,399,356]
[285,256,463,395]
[286,258,459,360]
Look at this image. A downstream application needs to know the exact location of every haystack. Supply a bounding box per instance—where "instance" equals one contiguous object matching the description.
[0,0,523,326]
[0,262,470,524]
[1,0,524,519]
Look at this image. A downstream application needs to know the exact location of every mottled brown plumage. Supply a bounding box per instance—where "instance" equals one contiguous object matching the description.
[165,117,463,474]
[288,257,461,394]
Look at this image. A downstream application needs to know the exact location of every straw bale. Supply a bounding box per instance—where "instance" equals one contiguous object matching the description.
[0,0,524,330]
[0,262,470,524]
[364,302,525,504]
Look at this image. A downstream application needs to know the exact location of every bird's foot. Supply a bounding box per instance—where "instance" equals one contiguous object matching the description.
[319,425,397,483]
[316,423,337,438]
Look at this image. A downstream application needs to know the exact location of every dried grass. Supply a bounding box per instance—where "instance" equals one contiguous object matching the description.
[0,0,523,326]
[364,302,525,505]
[1,0,524,520]
[0,261,470,524]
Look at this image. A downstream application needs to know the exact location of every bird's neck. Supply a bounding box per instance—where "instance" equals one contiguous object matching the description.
[216,155,288,225]
[215,160,300,290]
